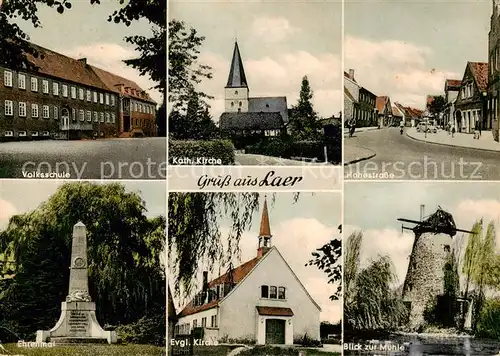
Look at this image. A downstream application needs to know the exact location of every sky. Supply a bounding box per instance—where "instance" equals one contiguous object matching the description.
[344,182,500,288]
[0,180,166,231]
[11,1,162,104]
[171,192,343,323]
[170,0,342,119]
[345,0,491,109]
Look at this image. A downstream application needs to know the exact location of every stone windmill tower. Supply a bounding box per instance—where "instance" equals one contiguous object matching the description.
[398,206,473,330]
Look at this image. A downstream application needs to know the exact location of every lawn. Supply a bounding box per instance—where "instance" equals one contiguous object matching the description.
[191,345,236,355]
[2,343,166,356]
[238,346,340,356]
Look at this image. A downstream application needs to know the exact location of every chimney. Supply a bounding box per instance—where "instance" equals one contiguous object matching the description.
[349,69,355,80]
[78,58,87,65]
[420,205,425,221]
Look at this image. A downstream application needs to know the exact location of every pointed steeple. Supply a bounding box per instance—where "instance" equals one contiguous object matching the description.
[226,41,248,88]
[257,196,272,258]
[259,197,271,238]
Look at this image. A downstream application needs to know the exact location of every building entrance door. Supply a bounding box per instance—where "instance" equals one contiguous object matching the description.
[265,319,285,344]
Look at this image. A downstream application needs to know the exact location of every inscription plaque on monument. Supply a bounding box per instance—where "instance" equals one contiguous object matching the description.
[36,222,117,344]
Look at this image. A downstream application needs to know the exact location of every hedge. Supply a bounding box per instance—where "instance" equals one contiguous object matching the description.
[169,139,235,165]
[246,138,341,164]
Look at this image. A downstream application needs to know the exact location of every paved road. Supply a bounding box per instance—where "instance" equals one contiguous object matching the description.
[0,138,166,179]
[344,128,500,180]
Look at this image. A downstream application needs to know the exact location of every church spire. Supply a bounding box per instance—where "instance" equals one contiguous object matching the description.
[226,41,248,88]
[259,197,271,238]
[257,196,272,258]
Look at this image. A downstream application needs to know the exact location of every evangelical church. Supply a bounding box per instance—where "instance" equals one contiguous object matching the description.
[219,42,290,139]
[173,198,321,345]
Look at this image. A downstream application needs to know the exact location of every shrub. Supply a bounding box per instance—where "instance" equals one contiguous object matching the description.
[475,298,500,339]
[218,335,256,345]
[169,140,235,165]
[293,333,322,347]
[116,310,166,346]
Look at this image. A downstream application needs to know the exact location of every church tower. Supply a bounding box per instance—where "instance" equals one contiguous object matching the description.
[225,41,249,113]
[257,197,272,258]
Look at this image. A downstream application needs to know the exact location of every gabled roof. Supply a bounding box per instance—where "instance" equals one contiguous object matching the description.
[445,79,462,91]
[23,42,155,103]
[90,65,156,104]
[344,87,356,103]
[177,255,263,317]
[376,96,389,112]
[248,97,288,122]
[26,43,108,90]
[392,106,403,117]
[468,62,488,92]
[226,41,248,88]
[219,112,284,131]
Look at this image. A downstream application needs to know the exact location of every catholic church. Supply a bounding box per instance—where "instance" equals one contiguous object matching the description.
[219,42,290,139]
[174,198,321,345]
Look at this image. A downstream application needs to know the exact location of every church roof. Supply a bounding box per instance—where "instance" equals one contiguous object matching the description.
[259,198,271,238]
[219,112,284,131]
[177,255,263,317]
[248,97,289,122]
[226,41,248,88]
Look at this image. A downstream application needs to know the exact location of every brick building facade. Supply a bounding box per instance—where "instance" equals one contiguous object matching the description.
[489,0,500,141]
[344,70,377,128]
[0,43,156,141]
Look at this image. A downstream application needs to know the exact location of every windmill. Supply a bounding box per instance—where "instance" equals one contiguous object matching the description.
[398,205,475,330]
[398,205,474,236]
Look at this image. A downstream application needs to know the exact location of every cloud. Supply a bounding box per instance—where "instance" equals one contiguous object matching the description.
[251,16,300,43]
[0,199,17,230]
[199,50,341,119]
[57,43,163,105]
[345,35,460,108]
[344,224,414,286]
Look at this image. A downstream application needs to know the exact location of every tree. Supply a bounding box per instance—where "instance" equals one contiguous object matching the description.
[343,231,407,332]
[428,95,446,116]
[168,20,213,112]
[0,182,165,337]
[306,226,342,301]
[289,76,321,141]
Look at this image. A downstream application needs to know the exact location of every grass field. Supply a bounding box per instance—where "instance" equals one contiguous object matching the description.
[3,343,166,356]
[237,346,341,356]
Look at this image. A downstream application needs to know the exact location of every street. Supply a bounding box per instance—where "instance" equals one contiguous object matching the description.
[0,138,166,179]
[344,128,500,180]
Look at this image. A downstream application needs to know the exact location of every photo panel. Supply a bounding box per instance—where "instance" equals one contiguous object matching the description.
[0,180,166,355]
[344,0,499,181]
[0,2,166,179]
[168,0,342,167]
[343,181,500,355]
[168,192,342,355]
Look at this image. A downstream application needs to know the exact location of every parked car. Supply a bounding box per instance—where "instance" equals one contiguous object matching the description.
[416,122,437,133]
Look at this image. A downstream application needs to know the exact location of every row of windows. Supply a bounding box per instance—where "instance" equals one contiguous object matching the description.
[359,92,375,106]
[3,70,116,106]
[2,130,50,137]
[127,100,156,115]
[3,100,116,123]
[461,83,474,99]
[353,107,376,122]
[192,315,217,329]
[261,285,286,300]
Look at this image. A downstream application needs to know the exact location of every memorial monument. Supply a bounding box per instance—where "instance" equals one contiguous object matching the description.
[36,222,117,344]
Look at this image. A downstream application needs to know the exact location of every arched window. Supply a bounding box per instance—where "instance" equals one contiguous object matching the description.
[231,102,234,107]
[239,102,242,107]
[235,90,238,95]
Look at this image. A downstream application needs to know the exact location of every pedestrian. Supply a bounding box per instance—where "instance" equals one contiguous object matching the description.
[474,119,480,139]
[451,125,456,138]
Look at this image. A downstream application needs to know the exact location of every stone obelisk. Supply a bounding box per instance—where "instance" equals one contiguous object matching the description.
[37,222,117,344]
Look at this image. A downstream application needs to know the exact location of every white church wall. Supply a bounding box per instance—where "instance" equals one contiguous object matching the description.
[224,87,249,112]
[219,248,320,343]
